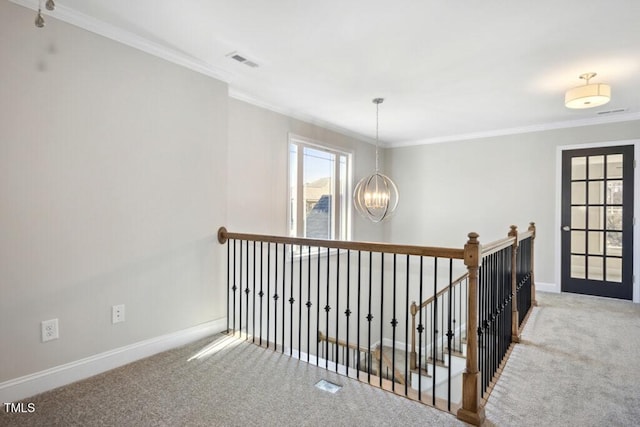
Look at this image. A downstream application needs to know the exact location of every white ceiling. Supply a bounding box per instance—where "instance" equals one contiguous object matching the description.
[15,0,640,146]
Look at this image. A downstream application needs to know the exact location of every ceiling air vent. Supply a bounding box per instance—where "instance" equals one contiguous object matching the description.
[226,51,259,68]
[597,108,627,115]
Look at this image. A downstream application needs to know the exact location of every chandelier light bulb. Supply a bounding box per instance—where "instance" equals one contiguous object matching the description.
[46,0,56,11]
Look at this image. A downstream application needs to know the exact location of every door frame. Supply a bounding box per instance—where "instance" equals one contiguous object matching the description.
[555,139,640,303]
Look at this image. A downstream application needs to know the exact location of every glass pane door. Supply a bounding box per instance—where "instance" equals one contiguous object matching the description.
[561,145,634,300]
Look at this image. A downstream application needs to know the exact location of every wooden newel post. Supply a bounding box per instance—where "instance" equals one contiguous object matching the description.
[509,225,520,343]
[457,232,486,426]
[529,222,537,306]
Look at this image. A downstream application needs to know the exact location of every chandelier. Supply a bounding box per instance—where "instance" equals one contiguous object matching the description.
[353,98,399,223]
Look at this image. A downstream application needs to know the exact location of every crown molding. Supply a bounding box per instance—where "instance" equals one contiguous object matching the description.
[10,1,638,149]
[9,0,233,83]
[394,111,640,148]
[229,88,379,146]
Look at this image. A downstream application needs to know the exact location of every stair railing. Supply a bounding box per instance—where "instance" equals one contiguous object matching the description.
[317,330,371,374]
[456,223,536,426]
[217,222,535,425]
[409,272,468,370]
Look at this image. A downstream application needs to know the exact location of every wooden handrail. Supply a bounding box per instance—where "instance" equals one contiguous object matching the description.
[218,227,465,259]
[517,230,534,241]
[481,230,533,258]
[413,272,469,313]
[481,236,515,257]
[318,331,370,354]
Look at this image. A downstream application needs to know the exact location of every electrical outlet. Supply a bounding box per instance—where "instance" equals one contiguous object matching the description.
[41,319,59,342]
[112,304,125,324]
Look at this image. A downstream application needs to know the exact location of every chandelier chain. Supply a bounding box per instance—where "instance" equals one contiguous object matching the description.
[375,101,379,172]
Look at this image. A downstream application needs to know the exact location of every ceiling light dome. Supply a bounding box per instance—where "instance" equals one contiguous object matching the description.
[565,72,610,109]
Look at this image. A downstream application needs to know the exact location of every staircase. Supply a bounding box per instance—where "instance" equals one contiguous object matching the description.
[317,331,465,406]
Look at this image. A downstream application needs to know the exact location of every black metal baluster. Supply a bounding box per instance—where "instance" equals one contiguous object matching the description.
[306,246,312,362]
[345,250,351,377]
[441,290,445,362]
[298,244,303,359]
[485,253,491,395]
[233,239,237,335]
[487,252,492,395]
[335,249,340,371]
[367,251,373,382]
[226,239,230,334]
[259,242,264,346]
[447,259,454,410]
[492,254,497,389]
[496,251,500,377]
[379,253,385,388]
[273,244,279,350]
[289,244,294,356]
[325,247,330,369]
[245,240,250,340]
[404,254,410,396]
[485,255,490,395]
[239,240,243,337]
[417,256,424,401]
[357,251,362,374]
[432,257,438,406]
[493,252,497,389]
[478,255,485,395]
[316,246,321,367]
[498,251,503,374]
[266,243,271,349]
[282,243,287,354]
[252,241,256,343]
[390,254,397,391]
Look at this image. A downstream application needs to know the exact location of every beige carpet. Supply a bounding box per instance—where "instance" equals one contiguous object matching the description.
[2,291,639,426]
[0,335,464,426]
[485,291,640,426]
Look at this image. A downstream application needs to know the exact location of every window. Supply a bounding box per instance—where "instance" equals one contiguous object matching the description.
[289,135,351,240]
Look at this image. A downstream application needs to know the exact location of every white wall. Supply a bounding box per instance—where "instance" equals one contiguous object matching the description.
[0,2,228,383]
[227,97,383,242]
[385,121,640,290]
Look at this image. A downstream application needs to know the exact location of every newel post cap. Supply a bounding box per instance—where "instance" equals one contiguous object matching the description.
[217,227,228,244]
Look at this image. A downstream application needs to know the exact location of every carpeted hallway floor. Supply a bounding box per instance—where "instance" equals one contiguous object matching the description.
[484,291,640,426]
[2,291,639,426]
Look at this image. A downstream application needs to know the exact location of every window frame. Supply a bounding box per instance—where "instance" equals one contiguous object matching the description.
[287,134,353,241]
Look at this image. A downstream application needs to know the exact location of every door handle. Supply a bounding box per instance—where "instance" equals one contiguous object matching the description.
[562,225,570,232]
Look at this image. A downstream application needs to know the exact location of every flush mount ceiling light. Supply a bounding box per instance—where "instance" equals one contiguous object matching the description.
[353,98,399,223]
[565,72,611,109]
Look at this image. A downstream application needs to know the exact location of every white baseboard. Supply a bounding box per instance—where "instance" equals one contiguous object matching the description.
[536,282,559,293]
[0,317,226,403]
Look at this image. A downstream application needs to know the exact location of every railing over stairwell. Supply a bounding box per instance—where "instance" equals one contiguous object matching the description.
[456,223,537,426]
[408,272,469,408]
[218,223,536,426]
[516,224,536,329]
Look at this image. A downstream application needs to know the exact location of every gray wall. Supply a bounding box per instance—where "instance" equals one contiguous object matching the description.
[0,2,228,382]
[385,121,640,288]
[227,97,383,242]
[3,0,638,389]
